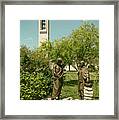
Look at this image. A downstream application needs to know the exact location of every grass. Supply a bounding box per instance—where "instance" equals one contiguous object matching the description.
[61,85,79,99]
[61,71,99,100]
[90,72,99,81]
[92,80,99,99]
[64,71,99,81]
[64,71,78,80]
[61,80,79,99]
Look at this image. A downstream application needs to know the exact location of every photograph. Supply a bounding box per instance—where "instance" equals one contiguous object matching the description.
[20,20,99,100]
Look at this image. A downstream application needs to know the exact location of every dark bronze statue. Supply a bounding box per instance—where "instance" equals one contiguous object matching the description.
[51,58,64,100]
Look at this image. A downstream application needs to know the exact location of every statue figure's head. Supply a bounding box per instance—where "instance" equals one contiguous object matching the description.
[57,58,63,65]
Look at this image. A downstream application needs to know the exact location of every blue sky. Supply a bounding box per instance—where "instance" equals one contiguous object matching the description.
[20,20,38,49]
[20,20,99,49]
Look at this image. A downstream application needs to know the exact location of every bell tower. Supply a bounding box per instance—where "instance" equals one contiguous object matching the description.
[38,20,49,46]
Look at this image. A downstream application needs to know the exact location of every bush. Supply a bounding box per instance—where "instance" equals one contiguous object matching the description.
[20,71,52,100]
[20,46,52,100]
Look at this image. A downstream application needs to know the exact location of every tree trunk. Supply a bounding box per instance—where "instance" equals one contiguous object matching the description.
[77,70,80,93]
[77,71,80,81]
[69,64,70,71]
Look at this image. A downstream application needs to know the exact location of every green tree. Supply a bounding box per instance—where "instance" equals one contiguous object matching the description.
[48,22,99,80]
[70,22,99,80]
[70,22,99,67]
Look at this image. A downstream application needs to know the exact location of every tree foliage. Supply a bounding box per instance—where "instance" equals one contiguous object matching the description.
[48,22,99,71]
[70,22,99,66]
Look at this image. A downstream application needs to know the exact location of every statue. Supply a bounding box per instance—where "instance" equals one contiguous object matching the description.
[78,61,91,100]
[51,58,64,100]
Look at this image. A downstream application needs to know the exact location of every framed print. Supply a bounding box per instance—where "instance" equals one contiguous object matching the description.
[0,0,118,119]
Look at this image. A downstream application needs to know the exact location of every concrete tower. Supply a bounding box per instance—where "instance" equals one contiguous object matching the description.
[39,20,49,46]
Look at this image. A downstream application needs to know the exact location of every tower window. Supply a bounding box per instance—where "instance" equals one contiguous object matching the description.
[41,20,46,30]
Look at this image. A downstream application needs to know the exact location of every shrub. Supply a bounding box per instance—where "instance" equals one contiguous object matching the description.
[20,71,52,100]
[20,46,52,100]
